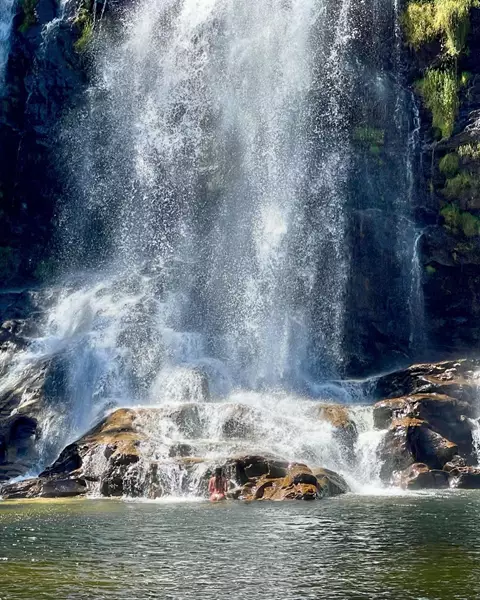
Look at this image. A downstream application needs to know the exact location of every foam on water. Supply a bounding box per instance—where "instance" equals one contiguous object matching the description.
[0,0,421,496]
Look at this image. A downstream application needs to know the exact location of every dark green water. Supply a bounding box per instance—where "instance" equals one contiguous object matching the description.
[1,492,480,600]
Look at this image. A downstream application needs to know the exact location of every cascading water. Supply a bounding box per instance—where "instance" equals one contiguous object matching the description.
[0,0,420,492]
[0,0,15,86]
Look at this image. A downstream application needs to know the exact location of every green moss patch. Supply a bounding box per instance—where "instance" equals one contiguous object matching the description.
[442,170,480,200]
[353,126,385,146]
[18,0,38,33]
[403,0,477,56]
[74,8,94,53]
[439,152,460,176]
[458,143,480,159]
[417,68,459,139]
[441,203,480,236]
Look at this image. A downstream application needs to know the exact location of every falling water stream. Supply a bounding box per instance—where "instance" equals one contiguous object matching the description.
[0,0,421,494]
[0,0,15,86]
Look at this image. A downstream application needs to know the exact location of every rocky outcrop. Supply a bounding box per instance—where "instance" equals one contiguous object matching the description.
[373,358,480,402]
[374,359,480,486]
[393,463,450,490]
[0,0,126,283]
[374,393,475,459]
[449,466,480,489]
[379,417,458,481]
[0,408,351,501]
[309,403,358,462]
[402,1,480,359]
[0,290,86,483]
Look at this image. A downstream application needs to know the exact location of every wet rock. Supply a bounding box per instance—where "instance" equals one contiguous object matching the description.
[393,463,450,490]
[443,455,467,472]
[163,404,203,439]
[373,359,480,404]
[221,404,257,439]
[0,477,44,499]
[242,464,318,501]
[449,467,480,489]
[232,462,349,502]
[38,408,144,497]
[379,418,458,482]
[0,408,348,502]
[373,392,475,460]
[312,467,350,497]
[168,443,193,458]
[224,455,289,484]
[1,475,88,499]
[316,403,358,444]
[41,408,142,477]
[41,477,88,498]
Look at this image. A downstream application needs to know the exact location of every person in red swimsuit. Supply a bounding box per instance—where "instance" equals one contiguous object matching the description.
[208,467,228,501]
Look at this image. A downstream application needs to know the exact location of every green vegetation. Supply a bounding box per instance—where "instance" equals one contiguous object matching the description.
[458,142,480,158]
[425,264,437,274]
[439,152,459,176]
[18,0,38,33]
[353,126,385,145]
[442,170,480,199]
[403,0,477,139]
[402,2,437,48]
[74,7,94,53]
[353,126,385,155]
[441,202,480,236]
[435,0,475,55]
[403,0,478,56]
[417,68,459,138]
[459,70,471,86]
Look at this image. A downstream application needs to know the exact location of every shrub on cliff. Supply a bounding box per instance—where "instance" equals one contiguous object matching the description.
[18,0,38,33]
[441,203,480,236]
[417,68,459,138]
[439,152,460,176]
[403,0,477,56]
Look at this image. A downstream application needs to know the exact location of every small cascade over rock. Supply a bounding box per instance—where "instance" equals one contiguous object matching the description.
[0,0,15,87]
[1,398,386,499]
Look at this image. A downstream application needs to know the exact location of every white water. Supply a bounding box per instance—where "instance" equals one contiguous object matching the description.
[0,0,419,493]
[472,421,480,466]
[0,0,15,86]
[117,396,388,497]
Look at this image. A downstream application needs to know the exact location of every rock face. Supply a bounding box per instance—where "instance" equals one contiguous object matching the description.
[374,359,480,487]
[402,2,480,360]
[0,408,351,501]
[373,358,480,402]
[393,463,450,490]
[379,417,458,481]
[449,466,480,489]
[0,288,88,483]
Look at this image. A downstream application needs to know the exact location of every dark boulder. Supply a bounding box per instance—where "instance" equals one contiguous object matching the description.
[379,417,458,482]
[373,392,475,460]
[393,463,450,490]
[449,466,480,489]
[373,359,480,403]
[312,467,350,497]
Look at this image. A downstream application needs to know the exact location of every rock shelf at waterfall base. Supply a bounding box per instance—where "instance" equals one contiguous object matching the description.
[2,358,480,501]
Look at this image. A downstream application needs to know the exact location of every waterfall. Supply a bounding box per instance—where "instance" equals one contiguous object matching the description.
[0,0,420,489]
[0,0,15,87]
[109,399,386,497]
[59,0,352,389]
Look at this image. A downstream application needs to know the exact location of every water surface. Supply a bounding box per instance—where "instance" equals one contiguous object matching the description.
[1,492,479,599]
